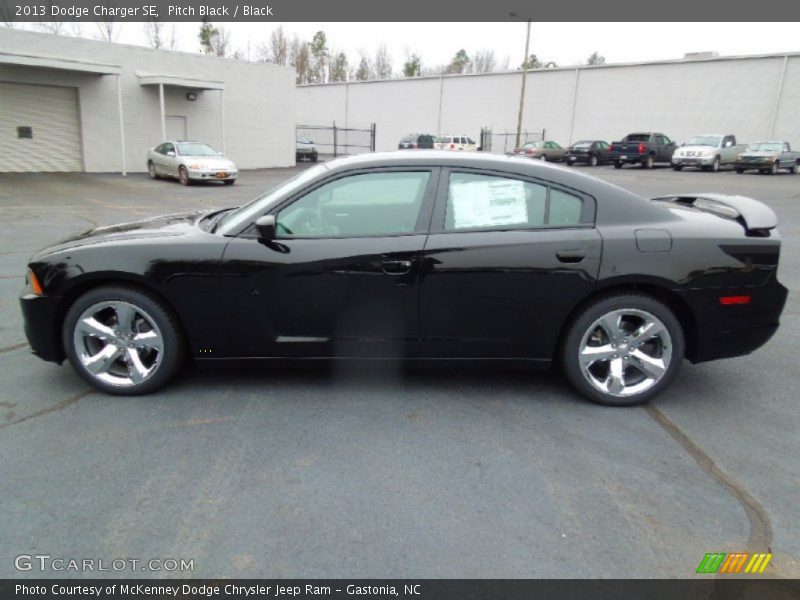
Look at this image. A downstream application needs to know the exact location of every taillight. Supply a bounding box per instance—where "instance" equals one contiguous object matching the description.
[609,144,615,152]
[638,143,646,153]
[450,144,455,149]
[412,143,417,148]
[719,295,751,305]
[526,148,533,154]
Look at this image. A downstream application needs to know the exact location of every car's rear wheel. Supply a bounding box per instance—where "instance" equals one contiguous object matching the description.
[178,166,191,186]
[589,155,598,167]
[540,155,547,162]
[642,155,654,169]
[566,160,574,166]
[614,161,622,169]
[735,167,744,174]
[791,161,799,174]
[63,286,185,395]
[148,161,159,179]
[561,294,684,406]
[223,179,235,185]
[672,164,683,171]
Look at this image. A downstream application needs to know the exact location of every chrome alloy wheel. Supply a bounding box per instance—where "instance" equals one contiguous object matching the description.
[578,308,672,398]
[73,300,164,387]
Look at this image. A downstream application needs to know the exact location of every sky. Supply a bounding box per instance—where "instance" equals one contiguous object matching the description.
[12,22,800,70]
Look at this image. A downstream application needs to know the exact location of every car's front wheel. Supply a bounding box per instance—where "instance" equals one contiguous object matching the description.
[178,166,191,185]
[589,155,598,167]
[561,294,684,406]
[63,286,185,395]
[148,161,159,179]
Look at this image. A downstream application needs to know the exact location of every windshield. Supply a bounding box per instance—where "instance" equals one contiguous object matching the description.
[296,137,313,144]
[747,142,782,152]
[177,142,218,156]
[687,136,721,147]
[216,164,328,234]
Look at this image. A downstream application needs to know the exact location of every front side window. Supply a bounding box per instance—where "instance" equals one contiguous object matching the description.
[276,171,431,238]
[163,143,175,154]
[444,173,584,231]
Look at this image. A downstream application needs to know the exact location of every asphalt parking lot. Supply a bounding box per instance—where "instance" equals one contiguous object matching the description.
[1,161,798,579]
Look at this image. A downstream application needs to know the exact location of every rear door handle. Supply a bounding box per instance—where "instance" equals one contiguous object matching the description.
[381,260,413,275]
[556,250,585,263]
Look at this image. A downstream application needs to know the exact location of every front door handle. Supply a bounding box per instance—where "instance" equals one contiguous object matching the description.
[556,250,585,263]
[382,260,412,275]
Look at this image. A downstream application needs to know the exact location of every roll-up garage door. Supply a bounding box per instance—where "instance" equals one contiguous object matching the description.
[0,82,83,172]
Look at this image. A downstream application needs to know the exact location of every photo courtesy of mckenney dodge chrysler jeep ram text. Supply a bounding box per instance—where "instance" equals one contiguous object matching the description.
[20,152,788,406]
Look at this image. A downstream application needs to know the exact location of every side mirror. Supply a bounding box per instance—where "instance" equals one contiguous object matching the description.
[166,151,176,157]
[255,215,276,240]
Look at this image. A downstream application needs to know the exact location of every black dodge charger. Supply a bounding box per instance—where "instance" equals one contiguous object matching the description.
[20,152,788,406]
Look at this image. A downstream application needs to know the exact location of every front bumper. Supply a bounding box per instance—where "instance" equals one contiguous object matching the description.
[672,155,715,167]
[19,292,64,363]
[296,150,318,161]
[186,168,239,181]
[610,154,646,163]
[735,160,772,171]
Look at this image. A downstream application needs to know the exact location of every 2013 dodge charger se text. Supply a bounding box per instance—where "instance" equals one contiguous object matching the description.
[20,152,788,406]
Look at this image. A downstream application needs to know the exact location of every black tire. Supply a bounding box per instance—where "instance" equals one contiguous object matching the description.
[178,166,191,186]
[311,155,318,163]
[791,162,799,175]
[148,161,159,179]
[642,155,654,169]
[769,162,778,175]
[710,156,720,172]
[566,160,575,166]
[589,155,598,167]
[735,167,744,174]
[614,161,623,169]
[672,164,683,171]
[62,285,185,395]
[540,154,547,162]
[560,294,685,407]
[223,179,235,186]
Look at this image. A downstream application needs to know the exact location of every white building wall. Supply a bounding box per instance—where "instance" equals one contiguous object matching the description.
[297,53,800,151]
[0,28,295,172]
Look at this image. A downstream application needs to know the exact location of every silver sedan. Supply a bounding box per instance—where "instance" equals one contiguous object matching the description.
[147,141,239,186]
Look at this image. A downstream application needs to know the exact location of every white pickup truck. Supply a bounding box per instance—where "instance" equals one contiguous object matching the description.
[671,134,746,172]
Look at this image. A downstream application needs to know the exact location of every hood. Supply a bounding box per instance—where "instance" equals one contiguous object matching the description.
[183,156,236,169]
[680,144,717,152]
[32,210,209,259]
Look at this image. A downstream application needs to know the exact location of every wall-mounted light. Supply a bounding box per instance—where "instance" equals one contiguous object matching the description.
[186,92,198,101]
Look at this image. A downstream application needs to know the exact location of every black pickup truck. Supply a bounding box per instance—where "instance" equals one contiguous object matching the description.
[608,132,677,169]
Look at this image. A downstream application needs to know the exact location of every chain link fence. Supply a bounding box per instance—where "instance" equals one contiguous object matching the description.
[296,122,376,160]
[480,127,547,154]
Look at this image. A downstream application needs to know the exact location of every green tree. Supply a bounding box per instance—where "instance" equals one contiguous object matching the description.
[198,18,228,57]
[330,52,348,82]
[446,49,470,74]
[290,36,311,84]
[586,51,606,66]
[521,53,542,69]
[354,55,372,81]
[309,30,328,83]
[403,54,422,77]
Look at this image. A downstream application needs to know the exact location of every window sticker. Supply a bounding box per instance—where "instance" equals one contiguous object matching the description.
[450,178,528,229]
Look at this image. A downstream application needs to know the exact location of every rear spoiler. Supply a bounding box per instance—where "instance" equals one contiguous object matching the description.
[652,193,778,236]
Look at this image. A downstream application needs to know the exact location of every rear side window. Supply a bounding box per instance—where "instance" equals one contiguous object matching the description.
[625,134,651,142]
[443,173,585,231]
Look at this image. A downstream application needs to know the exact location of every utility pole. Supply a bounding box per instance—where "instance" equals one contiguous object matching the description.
[515,19,531,149]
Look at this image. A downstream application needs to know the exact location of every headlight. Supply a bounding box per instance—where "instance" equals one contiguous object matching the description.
[188,163,203,170]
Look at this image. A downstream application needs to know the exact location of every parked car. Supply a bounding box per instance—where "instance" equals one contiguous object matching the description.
[513,141,566,162]
[565,140,611,166]
[609,132,677,169]
[734,141,800,175]
[671,134,745,172]
[147,141,238,185]
[398,133,436,150]
[435,135,478,151]
[296,136,318,162]
[21,151,787,406]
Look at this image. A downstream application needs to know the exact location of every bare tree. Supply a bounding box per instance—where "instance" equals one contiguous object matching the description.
[261,26,289,65]
[144,20,165,49]
[95,20,118,43]
[290,36,311,84]
[1,2,17,28]
[373,44,392,79]
[353,53,372,81]
[472,50,496,73]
